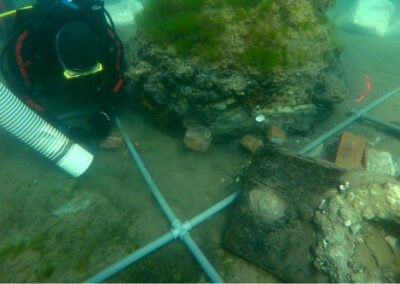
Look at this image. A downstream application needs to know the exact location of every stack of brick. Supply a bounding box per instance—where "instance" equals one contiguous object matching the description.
[239,126,287,154]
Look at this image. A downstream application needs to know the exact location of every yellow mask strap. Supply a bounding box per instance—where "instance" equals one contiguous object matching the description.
[63,62,103,79]
[0,5,33,19]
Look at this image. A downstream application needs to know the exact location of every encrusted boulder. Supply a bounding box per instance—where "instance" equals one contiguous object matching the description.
[312,172,400,282]
[125,0,348,142]
[223,145,345,282]
[223,145,400,282]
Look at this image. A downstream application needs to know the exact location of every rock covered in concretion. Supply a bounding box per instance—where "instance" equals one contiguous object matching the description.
[125,0,347,143]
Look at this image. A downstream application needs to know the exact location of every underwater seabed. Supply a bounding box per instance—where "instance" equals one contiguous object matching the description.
[0,29,399,282]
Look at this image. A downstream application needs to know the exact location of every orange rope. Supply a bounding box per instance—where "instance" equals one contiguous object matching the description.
[355,75,371,103]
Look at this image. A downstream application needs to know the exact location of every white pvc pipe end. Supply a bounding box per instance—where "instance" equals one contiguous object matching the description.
[57,143,93,177]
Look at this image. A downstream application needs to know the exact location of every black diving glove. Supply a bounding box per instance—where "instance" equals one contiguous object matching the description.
[87,108,112,139]
[63,112,111,142]
[56,107,113,141]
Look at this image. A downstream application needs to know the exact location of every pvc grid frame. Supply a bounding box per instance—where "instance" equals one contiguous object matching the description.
[83,86,400,283]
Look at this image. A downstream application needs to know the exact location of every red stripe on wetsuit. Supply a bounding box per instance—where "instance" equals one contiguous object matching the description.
[107,28,124,93]
[15,30,33,87]
[23,96,44,112]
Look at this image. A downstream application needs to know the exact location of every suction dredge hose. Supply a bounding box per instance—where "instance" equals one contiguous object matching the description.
[0,82,93,177]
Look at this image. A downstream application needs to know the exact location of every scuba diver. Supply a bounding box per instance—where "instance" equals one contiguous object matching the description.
[0,0,125,142]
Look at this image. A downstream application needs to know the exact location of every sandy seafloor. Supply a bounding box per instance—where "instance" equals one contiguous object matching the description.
[0,28,399,282]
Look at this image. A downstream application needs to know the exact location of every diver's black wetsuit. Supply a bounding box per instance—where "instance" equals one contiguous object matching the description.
[1,0,125,140]
[0,0,15,40]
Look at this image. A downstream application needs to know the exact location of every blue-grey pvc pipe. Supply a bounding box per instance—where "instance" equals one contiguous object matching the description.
[188,190,240,228]
[181,233,223,283]
[181,190,242,283]
[114,116,179,225]
[355,112,400,134]
[359,85,400,113]
[85,232,174,283]
[115,116,226,282]
[299,84,400,154]
[84,188,239,283]
[298,114,358,155]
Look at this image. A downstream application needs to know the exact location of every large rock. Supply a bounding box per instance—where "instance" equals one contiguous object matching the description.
[223,145,345,282]
[223,145,400,282]
[125,0,347,142]
[333,0,395,36]
[312,172,400,282]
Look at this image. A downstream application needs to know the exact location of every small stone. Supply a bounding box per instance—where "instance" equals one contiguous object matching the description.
[364,147,396,176]
[356,235,364,244]
[385,183,400,218]
[344,219,352,227]
[361,207,376,220]
[52,195,91,216]
[351,223,362,234]
[100,136,123,150]
[240,134,263,153]
[345,192,356,202]
[266,126,287,145]
[211,101,227,111]
[183,125,212,152]
[255,114,266,122]
[338,181,350,192]
[318,199,327,210]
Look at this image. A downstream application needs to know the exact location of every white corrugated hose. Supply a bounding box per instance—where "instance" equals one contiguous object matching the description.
[0,82,93,177]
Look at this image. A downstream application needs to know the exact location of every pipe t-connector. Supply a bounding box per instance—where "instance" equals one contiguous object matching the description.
[170,220,193,240]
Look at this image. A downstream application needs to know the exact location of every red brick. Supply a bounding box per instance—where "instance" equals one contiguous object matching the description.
[240,134,263,153]
[100,136,123,150]
[334,132,366,169]
[266,126,287,145]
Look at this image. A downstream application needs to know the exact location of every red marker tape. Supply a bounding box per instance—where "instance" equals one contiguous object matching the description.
[355,75,371,103]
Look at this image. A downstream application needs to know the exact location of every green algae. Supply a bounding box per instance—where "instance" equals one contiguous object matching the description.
[136,0,224,59]
[132,0,336,71]
[28,232,47,252]
[229,0,263,8]
[241,46,286,72]
[0,237,27,260]
[36,261,55,281]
